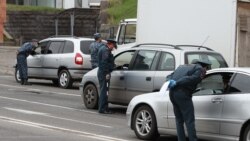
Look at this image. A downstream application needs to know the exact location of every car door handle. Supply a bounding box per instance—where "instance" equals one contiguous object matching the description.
[120,76,124,80]
[211,98,223,103]
[146,77,151,81]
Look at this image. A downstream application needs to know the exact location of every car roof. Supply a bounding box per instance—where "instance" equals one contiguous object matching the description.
[208,67,250,74]
[130,43,219,53]
[39,36,93,42]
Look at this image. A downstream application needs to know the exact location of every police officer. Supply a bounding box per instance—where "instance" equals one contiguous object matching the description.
[97,39,116,114]
[167,60,211,141]
[89,33,102,69]
[16,39,38,85]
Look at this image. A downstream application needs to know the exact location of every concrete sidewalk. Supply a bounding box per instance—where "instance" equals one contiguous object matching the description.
[0,46,19,75]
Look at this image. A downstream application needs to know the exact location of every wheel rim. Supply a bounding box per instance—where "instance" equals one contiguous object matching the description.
[247,129,250,141]
[16,69,21,82]
[85,87,96,105]
[135,110,152,136]
[60,72,68,87]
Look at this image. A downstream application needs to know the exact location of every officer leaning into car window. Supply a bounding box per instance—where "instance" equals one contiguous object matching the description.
[166,59,211,141]
[97,39,117,114]
[89,33,103,69]
[16,39,38,85]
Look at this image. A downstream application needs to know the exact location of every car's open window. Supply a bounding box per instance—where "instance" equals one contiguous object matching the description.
[193,72,233,96]
[131,50,157,70]
[114,50,135,70]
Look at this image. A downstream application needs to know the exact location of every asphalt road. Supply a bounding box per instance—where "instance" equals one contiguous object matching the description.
[0,46,180,141]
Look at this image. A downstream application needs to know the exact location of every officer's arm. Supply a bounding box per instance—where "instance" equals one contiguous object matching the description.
[175,67,203,86]
[99,50,110,74]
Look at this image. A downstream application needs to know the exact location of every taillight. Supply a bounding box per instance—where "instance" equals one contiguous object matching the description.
[75,53,83,65]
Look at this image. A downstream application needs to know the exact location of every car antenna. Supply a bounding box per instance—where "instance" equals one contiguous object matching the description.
[199,36,210,50]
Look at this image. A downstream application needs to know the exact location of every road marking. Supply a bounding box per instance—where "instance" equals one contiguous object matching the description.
[0,95,94,113]
[0,116,131,141]
[4,107,112,128]
[0,83,80,97]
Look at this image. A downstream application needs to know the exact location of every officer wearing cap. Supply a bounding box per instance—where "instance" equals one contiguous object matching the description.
[97,39,117,114]
[89,33,103,69]
[16,39,38,85]
[166,59,211,141]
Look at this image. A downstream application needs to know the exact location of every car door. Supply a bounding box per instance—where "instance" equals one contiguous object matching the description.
[125,50,157,103]
[27,46,43,77]
[220,72,250,137]
[42,41,64,78]
[108,50,135,103]
[167,73,225,134]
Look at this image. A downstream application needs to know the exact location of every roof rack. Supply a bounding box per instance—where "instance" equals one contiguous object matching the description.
[132,43,181,50]
[176,45,214,51]
[49,35,78,38]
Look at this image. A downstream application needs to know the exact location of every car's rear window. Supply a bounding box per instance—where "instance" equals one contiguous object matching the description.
[80,40,94,54]
[185,52,228,69]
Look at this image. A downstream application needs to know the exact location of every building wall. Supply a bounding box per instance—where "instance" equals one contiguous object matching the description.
[237,2,250,67]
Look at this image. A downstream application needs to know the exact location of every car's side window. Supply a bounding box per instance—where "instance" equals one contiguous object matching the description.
[132,50,156,70]
[158,52,175,70]
[80,40,93,54]
[62,41,74,53]
[193,72,233,96]
[114,50,135,70]
[47,41,64,54]
[229,73,250,93]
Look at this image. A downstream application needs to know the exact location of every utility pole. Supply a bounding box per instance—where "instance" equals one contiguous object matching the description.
[0,0,6,43]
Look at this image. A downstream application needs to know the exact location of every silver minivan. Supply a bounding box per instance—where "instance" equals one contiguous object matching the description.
[15,36,94,88]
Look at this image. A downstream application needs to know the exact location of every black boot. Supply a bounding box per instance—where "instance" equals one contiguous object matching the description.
[21,79,24,85]
[23,80,32,85]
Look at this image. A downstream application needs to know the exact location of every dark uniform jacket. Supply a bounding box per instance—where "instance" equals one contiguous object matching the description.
[167,64,205,94]
[97,44,114,75]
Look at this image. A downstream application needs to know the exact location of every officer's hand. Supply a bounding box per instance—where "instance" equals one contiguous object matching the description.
[106,74,110,80]
[168,80,176,89]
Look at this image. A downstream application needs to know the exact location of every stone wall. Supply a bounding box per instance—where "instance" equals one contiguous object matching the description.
[4,9,100,45]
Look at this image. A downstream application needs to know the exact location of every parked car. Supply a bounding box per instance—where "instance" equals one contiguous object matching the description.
[79,43,228,109]
[15,36,95,88]
[126,67,250,141]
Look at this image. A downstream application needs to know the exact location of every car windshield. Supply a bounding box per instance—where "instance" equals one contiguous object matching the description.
[185,52,228,69]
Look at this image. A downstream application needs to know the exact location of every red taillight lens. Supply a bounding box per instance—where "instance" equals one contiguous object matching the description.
[75,53,83,65]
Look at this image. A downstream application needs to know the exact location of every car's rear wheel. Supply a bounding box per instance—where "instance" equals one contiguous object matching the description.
[243,124,250,141]
[15,67,21,83]
[58,69,73,89]
[133,105,159,140]
[83,84,98,109]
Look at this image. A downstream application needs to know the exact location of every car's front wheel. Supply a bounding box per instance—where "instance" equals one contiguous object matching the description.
[58,69,73,89]
[83,84,98,109]
[15,67,21,83]
[133,105,159,140]
[242,124,250,141]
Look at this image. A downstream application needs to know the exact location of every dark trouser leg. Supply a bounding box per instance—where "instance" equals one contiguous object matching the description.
[97,72,108,113]
[172,89,198,141]
[170,90,186,141]
[17,55,25,84]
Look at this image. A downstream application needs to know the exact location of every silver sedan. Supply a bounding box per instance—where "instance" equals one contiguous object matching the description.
[126,67,250,141]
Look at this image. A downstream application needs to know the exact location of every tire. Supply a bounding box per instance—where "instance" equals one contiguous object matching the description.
[243,124,250,141]
[15,67,21,83]
[133,105,159,140]
[83,84,98,109]
[58,69,73,89]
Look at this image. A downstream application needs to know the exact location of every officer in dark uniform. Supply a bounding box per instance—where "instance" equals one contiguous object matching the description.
[167,59,211,141]
[89,33,102,69]
[97,39,116,114]
[16,39,38,85]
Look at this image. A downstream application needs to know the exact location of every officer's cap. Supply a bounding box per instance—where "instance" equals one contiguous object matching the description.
[107,38,117,49]
[94,33,101,40]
